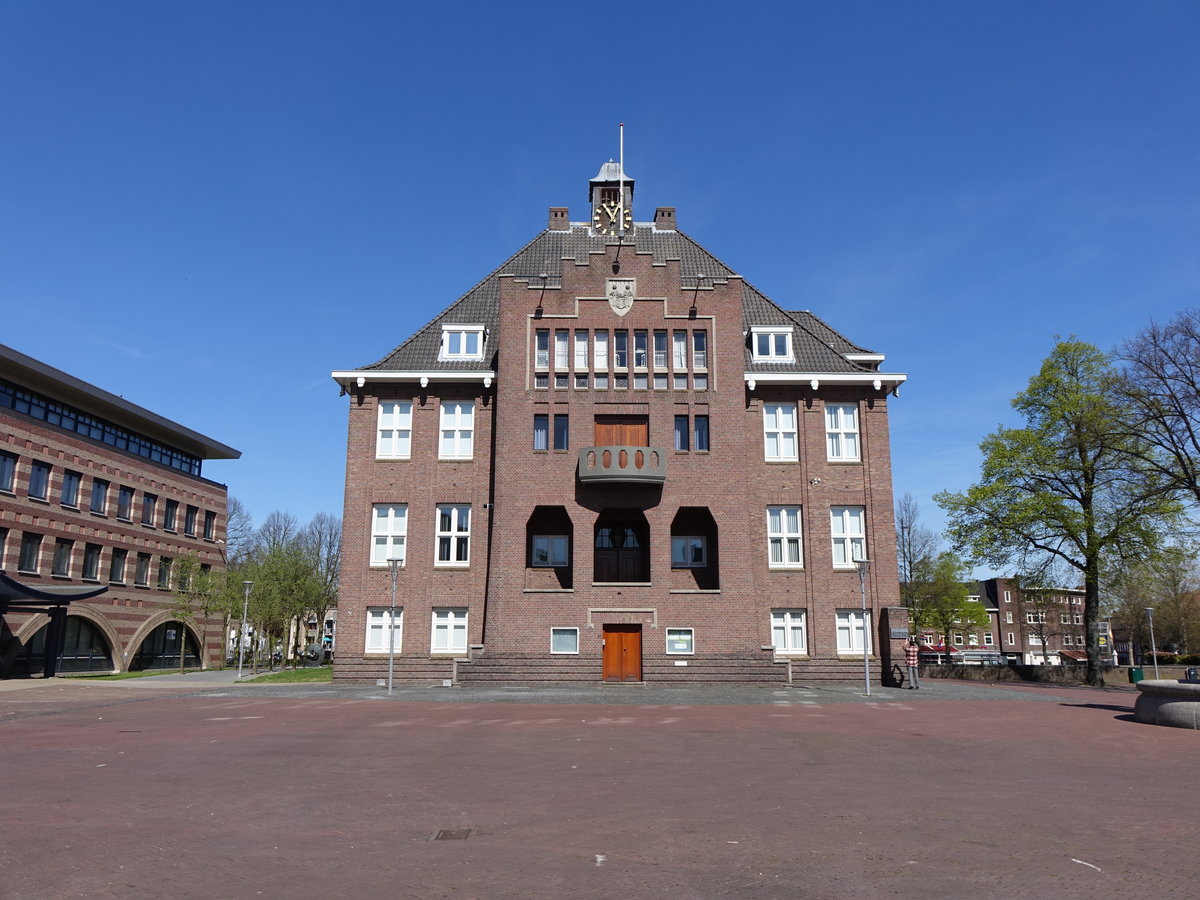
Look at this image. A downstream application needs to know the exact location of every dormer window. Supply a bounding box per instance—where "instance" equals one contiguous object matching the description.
[751,327,793,362]
[439,325,485,361]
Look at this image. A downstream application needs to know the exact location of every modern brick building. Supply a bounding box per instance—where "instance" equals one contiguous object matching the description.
[979,577,1096,665]
[332,162,908,685]
[0,344,239,677]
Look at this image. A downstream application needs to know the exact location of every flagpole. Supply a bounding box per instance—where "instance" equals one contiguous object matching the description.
[618,122,625,238]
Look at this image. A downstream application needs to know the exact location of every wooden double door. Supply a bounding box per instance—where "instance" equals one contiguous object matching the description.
[602,624,642,682]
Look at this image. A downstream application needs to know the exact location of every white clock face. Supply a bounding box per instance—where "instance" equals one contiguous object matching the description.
[593,201,631,235]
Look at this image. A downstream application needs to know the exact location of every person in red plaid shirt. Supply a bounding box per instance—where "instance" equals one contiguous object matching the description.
[905,637,921,690]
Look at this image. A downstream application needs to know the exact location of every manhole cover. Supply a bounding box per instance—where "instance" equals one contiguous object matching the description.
[433,828,472,841]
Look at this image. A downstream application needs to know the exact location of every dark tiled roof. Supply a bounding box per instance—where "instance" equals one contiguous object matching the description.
[362,223,877,377]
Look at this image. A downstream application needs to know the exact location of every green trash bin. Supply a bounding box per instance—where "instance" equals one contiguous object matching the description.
[1129,667,1144,684]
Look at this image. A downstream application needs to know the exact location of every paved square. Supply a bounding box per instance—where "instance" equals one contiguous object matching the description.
[1,678,1195,899]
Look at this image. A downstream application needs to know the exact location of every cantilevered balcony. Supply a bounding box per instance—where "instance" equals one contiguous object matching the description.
[578,446,667,484]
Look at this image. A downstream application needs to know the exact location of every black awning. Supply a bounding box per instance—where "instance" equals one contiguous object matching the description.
[0,571,108,613]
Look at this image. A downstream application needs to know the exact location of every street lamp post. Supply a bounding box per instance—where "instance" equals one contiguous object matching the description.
[237,580,253,679]
[1145,607,1160,680]
[387,558,400,695]
[856,557,872,697]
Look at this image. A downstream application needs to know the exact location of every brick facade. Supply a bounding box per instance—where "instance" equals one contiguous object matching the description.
[0,345,238,676]
[333,163,907,686]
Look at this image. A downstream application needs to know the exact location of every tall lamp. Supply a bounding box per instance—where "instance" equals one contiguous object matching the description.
[237,581,253,679]
[1145,607,1160,680]
[856,557,872,697]
[388,558,401,695]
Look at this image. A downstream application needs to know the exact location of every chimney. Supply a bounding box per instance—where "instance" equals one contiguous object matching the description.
[654,207,677,231]
[548,207,570,231]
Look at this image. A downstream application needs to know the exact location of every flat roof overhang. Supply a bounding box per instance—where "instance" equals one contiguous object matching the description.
[332,370,496,392]
[744,371,907,395]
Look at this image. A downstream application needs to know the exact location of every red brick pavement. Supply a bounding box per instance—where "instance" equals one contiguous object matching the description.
[1,681,1196,899]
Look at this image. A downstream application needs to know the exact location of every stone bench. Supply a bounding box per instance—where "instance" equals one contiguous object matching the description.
[1134,679,1200,729]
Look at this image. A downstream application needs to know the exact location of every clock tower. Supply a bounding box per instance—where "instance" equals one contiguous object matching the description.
[589,160,634,236]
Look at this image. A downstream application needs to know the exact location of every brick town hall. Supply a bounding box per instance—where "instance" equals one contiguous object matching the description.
[332,161,908,686]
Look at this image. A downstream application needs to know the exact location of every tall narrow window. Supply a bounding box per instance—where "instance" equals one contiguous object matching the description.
[694,415,710,451]
[52,538,73,576]
[674,415,690,451]
[535,330,550,369]
[692,330,708,370]
[19,532,43,573]
[83,543,102,580]
[109,548,127,583]
[135,552,151,586]
[825,403,860,461]
[763,403,798,461]
[439,401,475,459]
[553,415,569,451]
[594,331,608,371]
[653,331,668,369]
[29,462,50,500]
[365,608,403,653]
[634,330,648,369]
[371,504,407,566]
[436,505,471,566]
[377,401,413,458]
[0,451,15,493]
[767,506,803,567]
[157,557,172,589]
[574,330,589,370]
[184,504,198,536]
[614,331,628,369]
[142,493,157,527]
[533,414,549,451]
[203,510,216,540]
[431,608,468,653]
[830,506,866,568]
[118,486,135,521]
[90,478,109,514]
[554,330,569,369]
[771,610,807,654]
[672,331,688,369]
[60,471,81,507]
[163,499,178,532]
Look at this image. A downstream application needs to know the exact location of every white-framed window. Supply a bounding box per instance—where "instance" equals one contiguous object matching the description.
[371,504,407,566]
[614,330,628,369]
[825,403,860,461]
[836,609,872,654]
[830,506,866,568]
[365,607,402,653]
[1030,635,1044,646]
[671,536,706,568]
[1027,611,1045,624]
[771,609,807,655]
[554,330,569,369]
[1004,590,1011,603]
[594,331,608,371]
[436,505,471,566]
[1005,611,1013,624]
[439,325,484,361]
[983,633,994,646]
[665,628,694,655]
[574,330,589,370]
[634,330,648,369]
[377,401,413,458]
[550,627,579,654]
[1061,613,1071,624]
[535,330,549,369]
[672,331,688,370]
[653,331,668,369]
[953,632,964,646]
[767,506,803,568]
[1007,632,1015,645]
[692,330,708,370]
[431,608,468,653]
[751,327,793,361]
[1074,614,1082,625]
[763,402,798,461]
[532,534,568,567]
[439,401,474,459]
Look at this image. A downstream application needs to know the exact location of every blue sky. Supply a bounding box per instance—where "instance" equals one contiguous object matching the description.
[3,2,1197,564]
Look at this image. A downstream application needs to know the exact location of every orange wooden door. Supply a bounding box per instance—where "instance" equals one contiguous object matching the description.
[594,416,648,447]
[602,625,642,682]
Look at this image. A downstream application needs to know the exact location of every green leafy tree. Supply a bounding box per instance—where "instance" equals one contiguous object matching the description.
[936,340,1183,685]
[909,553,990,659]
